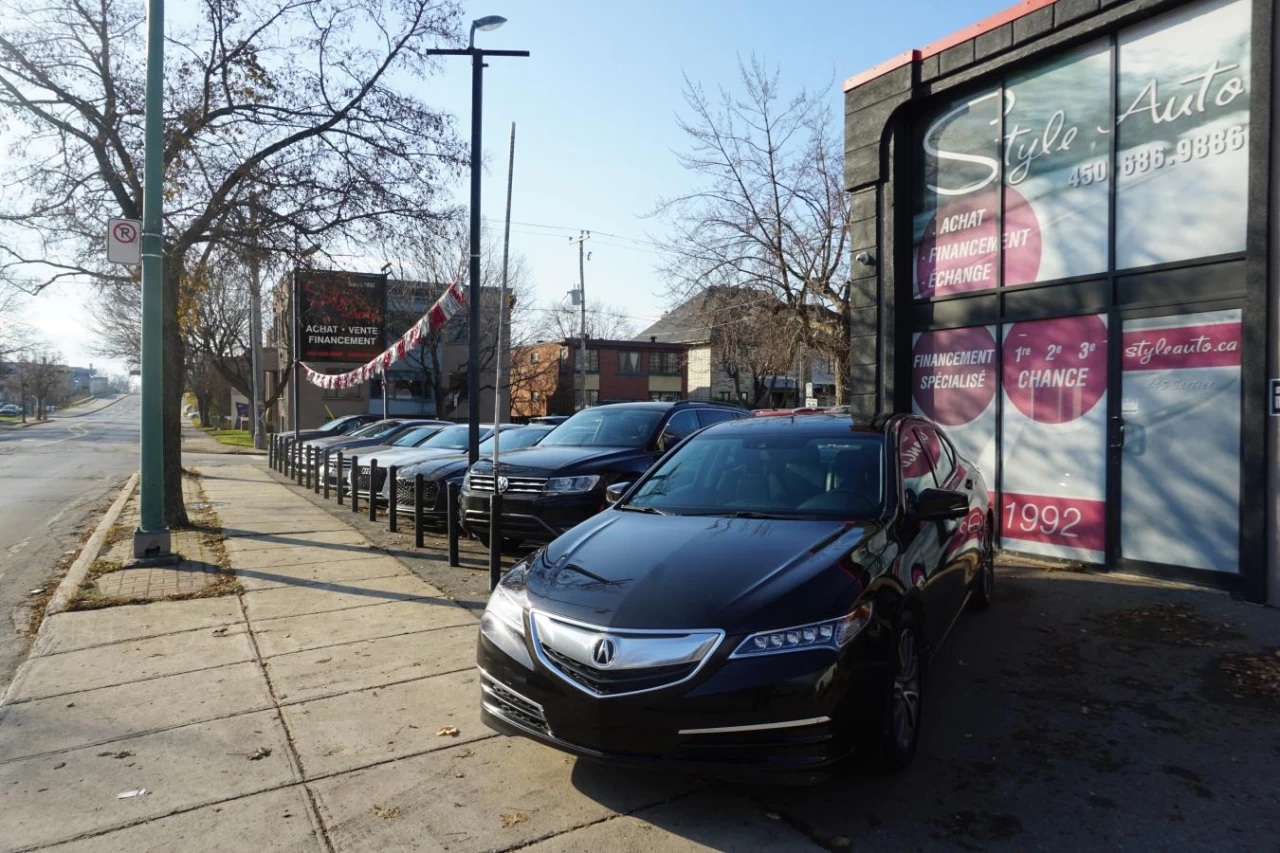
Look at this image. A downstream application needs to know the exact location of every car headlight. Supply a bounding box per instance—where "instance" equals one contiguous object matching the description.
[544,475,600,494]
[730,604,874,658]
[480,584,533,669]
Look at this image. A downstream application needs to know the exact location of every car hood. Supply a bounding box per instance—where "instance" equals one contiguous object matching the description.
[400,455,469,481]
[521,510,883,633]
[470,445,643,476]
[355,445,451,467]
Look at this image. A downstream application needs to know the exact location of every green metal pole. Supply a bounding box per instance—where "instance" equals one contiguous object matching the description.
[133,0,170,558]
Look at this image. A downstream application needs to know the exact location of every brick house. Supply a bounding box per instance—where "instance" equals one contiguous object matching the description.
[509,338,688,418]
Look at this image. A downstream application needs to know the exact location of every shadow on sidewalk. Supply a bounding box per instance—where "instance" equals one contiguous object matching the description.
[231,566,457,607]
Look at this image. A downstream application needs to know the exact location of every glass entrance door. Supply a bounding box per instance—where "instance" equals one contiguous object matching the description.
[1116,308,1243,574]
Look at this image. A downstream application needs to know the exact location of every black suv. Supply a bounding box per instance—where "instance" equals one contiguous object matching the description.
[462,401,749,547]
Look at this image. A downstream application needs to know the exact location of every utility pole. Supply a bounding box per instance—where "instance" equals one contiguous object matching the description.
[570,231,590,410]
[247,193,265,450]
[133,0,170,560]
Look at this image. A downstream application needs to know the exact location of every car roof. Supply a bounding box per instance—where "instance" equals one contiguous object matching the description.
[704,412,896,436]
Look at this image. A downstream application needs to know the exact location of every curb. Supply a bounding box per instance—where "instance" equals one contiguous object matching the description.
[50,393,131,419]
[44,472,139,617]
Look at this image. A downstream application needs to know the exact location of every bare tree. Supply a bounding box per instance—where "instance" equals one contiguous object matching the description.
[533,299,637,342]
[390,222,532,419]
[0,0,467,523]
[703,288,801,408]
[653,57,851,401]
[28,351,65,420]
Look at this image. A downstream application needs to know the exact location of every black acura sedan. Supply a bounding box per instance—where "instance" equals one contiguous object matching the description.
[476,413,994,779]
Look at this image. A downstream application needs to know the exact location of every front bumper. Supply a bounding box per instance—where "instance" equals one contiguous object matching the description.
[461,489,604,543]
[476,624,887,775]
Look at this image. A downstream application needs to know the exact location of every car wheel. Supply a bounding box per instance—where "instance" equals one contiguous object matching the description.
[874,612,922,773]
[969,519,995,612]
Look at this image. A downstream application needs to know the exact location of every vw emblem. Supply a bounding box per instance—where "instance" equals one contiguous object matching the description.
[591,636,617,667]
[496,476,510,493]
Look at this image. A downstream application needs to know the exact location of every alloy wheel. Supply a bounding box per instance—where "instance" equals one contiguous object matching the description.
[891,630,920,753]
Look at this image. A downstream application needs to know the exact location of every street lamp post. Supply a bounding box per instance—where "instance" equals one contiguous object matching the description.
[132,0,170,559]
[428,16,528,464]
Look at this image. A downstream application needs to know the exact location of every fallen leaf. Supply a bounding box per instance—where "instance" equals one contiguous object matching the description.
[247,747,272,761]
[117,789,147,799]
[436,725,460,737]
[501,812,528,828]
[315,657,332,664]
[211,627,229,637]
[373,804,401,819]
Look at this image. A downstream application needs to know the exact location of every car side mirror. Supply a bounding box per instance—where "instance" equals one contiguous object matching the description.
[605,481,633,505]
[911,488,969,522]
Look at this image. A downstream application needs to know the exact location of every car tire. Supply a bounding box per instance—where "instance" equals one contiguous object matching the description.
[873,611,923,774]
[968,518,995,612]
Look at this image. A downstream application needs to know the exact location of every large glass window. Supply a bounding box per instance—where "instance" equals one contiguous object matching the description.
[910,326,998,479]
[911,0,1250,302]
[1000,314,1109,562]
[1114,0,1250,268]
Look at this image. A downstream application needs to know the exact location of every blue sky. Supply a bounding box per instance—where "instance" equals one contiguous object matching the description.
[420,0,1014,336]
[29,0,1016,372]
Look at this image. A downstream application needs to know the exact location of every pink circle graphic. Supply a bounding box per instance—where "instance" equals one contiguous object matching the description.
[1002,315,1108,424]
[915,185,1041,300]
[912,326,997,426]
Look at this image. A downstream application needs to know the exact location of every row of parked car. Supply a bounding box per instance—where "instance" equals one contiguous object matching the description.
[292,400,754,546]
[283,401,998,781]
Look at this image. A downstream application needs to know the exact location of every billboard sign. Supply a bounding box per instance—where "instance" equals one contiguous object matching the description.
[296,270,388,363]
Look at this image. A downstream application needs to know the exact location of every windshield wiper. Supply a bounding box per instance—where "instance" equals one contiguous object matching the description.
[618,504,668,515]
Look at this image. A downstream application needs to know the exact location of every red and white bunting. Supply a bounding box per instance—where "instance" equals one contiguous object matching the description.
[299,281,465,391]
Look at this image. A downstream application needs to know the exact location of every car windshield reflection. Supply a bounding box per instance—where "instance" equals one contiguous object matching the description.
[623,434,886,520]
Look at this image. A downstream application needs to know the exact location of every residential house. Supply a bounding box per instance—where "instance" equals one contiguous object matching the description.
[509,338,688,419]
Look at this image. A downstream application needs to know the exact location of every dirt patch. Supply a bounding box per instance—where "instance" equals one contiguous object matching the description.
[1216,649,1280,704]
[1099,602,1242,648]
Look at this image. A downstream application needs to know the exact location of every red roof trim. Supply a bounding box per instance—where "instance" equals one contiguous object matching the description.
[843,0,1058,93]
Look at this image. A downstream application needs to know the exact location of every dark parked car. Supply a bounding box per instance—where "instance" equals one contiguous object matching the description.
[528,415,570,426]
[324,420,454,489]
[391,425,555,525]
[291,413,381,442]
[461,401,750,548]
[476,413,994,780]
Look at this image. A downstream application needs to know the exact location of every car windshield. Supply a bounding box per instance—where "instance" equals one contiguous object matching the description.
[624,432,886,519]
[479,427,547,455]
[391,425,442,447]
[538,408,663,448]
[318,416,352,430]
[419,425,476,449]
[350,420,396,438]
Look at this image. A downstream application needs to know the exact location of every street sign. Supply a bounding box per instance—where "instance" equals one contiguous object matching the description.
[107,218,141,265]
[805,396,818,408]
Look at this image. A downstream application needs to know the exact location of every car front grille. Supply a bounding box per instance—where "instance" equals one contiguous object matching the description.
[541,647,698,697]
[480,671,549,736]
[354,467,389,493]
[468,474,547,494]
[396,478,440,507]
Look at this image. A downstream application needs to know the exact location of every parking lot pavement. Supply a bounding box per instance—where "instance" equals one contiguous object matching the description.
[2,457,1278,852]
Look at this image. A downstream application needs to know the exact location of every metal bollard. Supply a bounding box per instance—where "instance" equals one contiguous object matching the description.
[387,466,398,532]
[313,448,321,494]
[268,436,275,469]
[305,447,313,490]
[489,490,502,590]
[414,474,425,548]
[446,481,460,567]
[368,459,379,522]
[350,456,360,514]
[283,438,290,476]
[336,451,345,505]
[323,451,330,500]
[295,443,304,484]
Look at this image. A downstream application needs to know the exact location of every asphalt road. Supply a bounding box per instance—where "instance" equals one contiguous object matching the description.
[0,394,139,685]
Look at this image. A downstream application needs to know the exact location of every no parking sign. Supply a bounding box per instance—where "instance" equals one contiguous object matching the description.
[107,218,141,265]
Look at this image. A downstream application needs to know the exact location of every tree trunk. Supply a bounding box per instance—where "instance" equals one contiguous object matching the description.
[162,261,190,527]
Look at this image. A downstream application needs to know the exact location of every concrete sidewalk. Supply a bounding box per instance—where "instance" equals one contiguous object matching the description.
[0,461,814,853]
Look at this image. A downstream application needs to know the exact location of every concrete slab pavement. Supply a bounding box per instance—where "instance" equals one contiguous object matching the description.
[7,454,1279,852]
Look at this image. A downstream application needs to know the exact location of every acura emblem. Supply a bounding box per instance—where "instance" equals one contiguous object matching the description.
[591,636,617,667]
[496,476,510,493]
